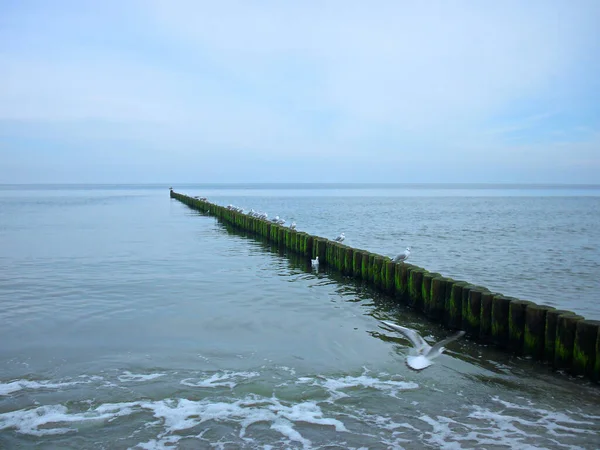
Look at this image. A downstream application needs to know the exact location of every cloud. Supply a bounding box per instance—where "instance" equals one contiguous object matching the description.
[0,0,598,183]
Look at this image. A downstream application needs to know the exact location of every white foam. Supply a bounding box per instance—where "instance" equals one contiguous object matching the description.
[180,371,259,389]
[118,371,166,382]
[297,373,418,401]
[137,395,347,446]
[0,378,86,396]
[270,418,310,448]
[3,394,349,444]
[412,395,599,450]
[133,435,181,450]
[0,402,137,437]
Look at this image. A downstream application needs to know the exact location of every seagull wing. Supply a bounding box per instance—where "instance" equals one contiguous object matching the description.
[427,330,466,357]
[381,321,427,350]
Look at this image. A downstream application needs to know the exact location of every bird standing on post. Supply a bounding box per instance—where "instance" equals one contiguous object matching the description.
[393,247,411,263]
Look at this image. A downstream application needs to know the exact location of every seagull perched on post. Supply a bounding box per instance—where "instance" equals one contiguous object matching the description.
[290,222,297,230]
[311,256,319,269]
[393,247,411,263]
[334,232,345,243]
[381,321,465,370]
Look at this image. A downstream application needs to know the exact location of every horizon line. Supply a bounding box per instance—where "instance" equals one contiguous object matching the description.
[2,182,600,189]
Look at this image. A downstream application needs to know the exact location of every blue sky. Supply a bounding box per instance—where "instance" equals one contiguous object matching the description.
[1,1,599,184]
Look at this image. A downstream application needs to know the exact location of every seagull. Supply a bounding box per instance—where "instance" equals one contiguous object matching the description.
[311,256,319,268]
[381,321,465,371]
[393,247,411,263]
[334,232,345,243]
[290,222,297,230]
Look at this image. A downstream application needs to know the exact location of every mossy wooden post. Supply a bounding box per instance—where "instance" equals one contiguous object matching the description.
[305,235,314,257]
[372,256,384,289]
[428,276,447,321]
[311,237,319,259]
[421,272,434,314]
[294,232,302,254]
[491,295,512,348]
[271,224,280,244]
[544,309,576,363]
[353,251,363,278]
[343,247,354,276]
[337,244,347,272]
[337,244,344,270]
[399,264,414,302]
[554,313,584,371]
[462,288,484,337]
[325,241,333,267]
[366,254,375,283]
[508,300,535,355]
[328,243,336,269]
[524,305,555,360]
[301,233,308,255]
[445,281,466,330]
[572,320,600,378]
[360,252,371,281]
[385,262,398,295]
[278,228,285,248]
[315,238,327,264]
[408,268,425,311]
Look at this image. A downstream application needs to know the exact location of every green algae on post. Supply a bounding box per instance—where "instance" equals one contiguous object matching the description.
[421,272,434,314]
[491,295,512,348]
[572,320,600,378]
[462,288,484,337]
[427,276,448,321]
[445,281,467,330]
[544,309,576,363]
[408,268,425,311]
[352,250,363,278]
[523,304,555,360]
[384,261,396,294]
[554,313,584,370]
[508,300,536,355]
[372,255,384,289]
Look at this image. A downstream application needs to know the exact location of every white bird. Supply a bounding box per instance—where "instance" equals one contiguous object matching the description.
[393,247,411,263]
[381,321,465,371]
[334,232,345,243]
[290,222,297,230]
[311,256,319,268]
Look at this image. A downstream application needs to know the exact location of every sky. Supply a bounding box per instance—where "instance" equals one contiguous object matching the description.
[1,0,599,184]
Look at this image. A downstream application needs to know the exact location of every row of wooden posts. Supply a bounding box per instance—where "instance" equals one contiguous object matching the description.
[171,190,599,384]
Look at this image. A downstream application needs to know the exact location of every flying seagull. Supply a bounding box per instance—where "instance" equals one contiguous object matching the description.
[393,247,411,263]
[381,320,465,370]
[334,232,345,243]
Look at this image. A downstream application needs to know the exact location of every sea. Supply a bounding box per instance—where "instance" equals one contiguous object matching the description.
[0,183,599,449]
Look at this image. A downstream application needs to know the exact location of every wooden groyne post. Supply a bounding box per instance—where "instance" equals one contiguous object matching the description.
[170,190,600,384]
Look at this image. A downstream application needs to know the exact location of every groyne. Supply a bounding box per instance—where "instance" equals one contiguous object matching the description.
[170,189,599,384]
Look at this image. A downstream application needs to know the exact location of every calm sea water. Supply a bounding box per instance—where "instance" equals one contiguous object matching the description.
[1,184,599,449]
